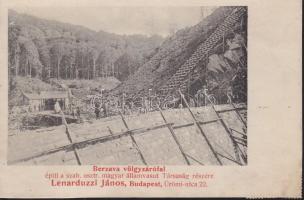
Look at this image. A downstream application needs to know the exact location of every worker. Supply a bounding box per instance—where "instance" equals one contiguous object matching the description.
[130,101,135,114]
[76,106,81,120]
[143,96,149,113]
[189,97,196,107]
[54,100,61,114]
[122,92,126,114]
[178,103,183,109]
[72,105,77,119]
[202,85,208,106]
[102,101,108,118]
[226,86,234,104]
[94,102,100,119]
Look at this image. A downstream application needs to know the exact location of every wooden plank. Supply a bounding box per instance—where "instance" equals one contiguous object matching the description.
[107,126,114,135]
[172,118,220,129]
[231,103,247,127]
[184,153,204,165]
[119,112,147,165]
[178,90,223,165]
[216,152,242,165]
[205,100,242,164]
[235,140,246,147]
[158,107,190,165]
[233,136,247,144]
[230,128,247,138]
[216,106,246,114]
[202,94,247,165]
[60,110,81,165]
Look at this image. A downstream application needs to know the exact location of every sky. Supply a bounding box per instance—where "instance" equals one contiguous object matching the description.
[12,6,217,37]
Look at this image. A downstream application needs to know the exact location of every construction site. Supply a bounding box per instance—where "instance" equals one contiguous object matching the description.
[8,6,247,166]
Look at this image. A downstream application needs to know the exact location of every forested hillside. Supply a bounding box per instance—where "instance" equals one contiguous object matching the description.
[8,9,164,82]
[8,7,247,107]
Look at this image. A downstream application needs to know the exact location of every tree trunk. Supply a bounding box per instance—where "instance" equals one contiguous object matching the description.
[24,58,26,76]
[81,55,83,79]
[25,58,28,76]
[101,65,103,78]
[70,62,73,79]
[87,59,90,80]
[76,68,79,79]
[29,62,32,78]
[57,57,60,79]
[15,54,19,76]
[48,64,51,79]
[112,63,114,77]
[105,65,108,78]
[93,59,96,79]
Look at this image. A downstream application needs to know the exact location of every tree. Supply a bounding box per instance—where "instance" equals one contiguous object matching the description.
[50,42,65,79]
[18,36,42,78]
[8,25,21,76]
[114,53,139,81]
[33,38,51,80]
[89,48,99,79]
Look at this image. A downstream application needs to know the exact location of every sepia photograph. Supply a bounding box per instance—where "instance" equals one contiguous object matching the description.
[7,6,248,165]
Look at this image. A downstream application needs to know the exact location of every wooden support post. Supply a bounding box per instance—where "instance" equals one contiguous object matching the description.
[204,96,243,164]
[178,90,223,165]
[230,128,247,138]
[216,152,242,165]
[107,126,114,136]
[230,103,247,128]
[119,112,147,165]
[157,106,191,165]
[60,110,81,165]
[184,153,204,165]
[233,136,247,144]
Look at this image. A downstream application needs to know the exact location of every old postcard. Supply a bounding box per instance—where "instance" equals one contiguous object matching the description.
[0,0,302,198]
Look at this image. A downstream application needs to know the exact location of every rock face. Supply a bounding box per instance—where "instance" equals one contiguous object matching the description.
[8,104,247,165]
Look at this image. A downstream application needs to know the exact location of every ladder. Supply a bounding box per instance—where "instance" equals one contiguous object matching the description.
[159,7,246,96]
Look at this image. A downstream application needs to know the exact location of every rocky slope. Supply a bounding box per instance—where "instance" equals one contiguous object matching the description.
[115,7,240,95]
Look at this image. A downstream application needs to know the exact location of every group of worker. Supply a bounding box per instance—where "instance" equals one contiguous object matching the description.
[54,99,81,121]
[94,101,109,119]
[52,85,234,121]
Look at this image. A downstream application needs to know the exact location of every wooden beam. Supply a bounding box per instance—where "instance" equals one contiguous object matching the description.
[60,110,81,165]
[119,112,147,165]
[172,118,220,129]
[184,153,204,165]
[233,136,247,144]
[216,106,246,113]
[216,152,242,165]
[158,106,190,165]
[178,90,223,165]
[231,103,247,128]
[205,96,243,164]
[107,126,114,135]
[230,128,247,138]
